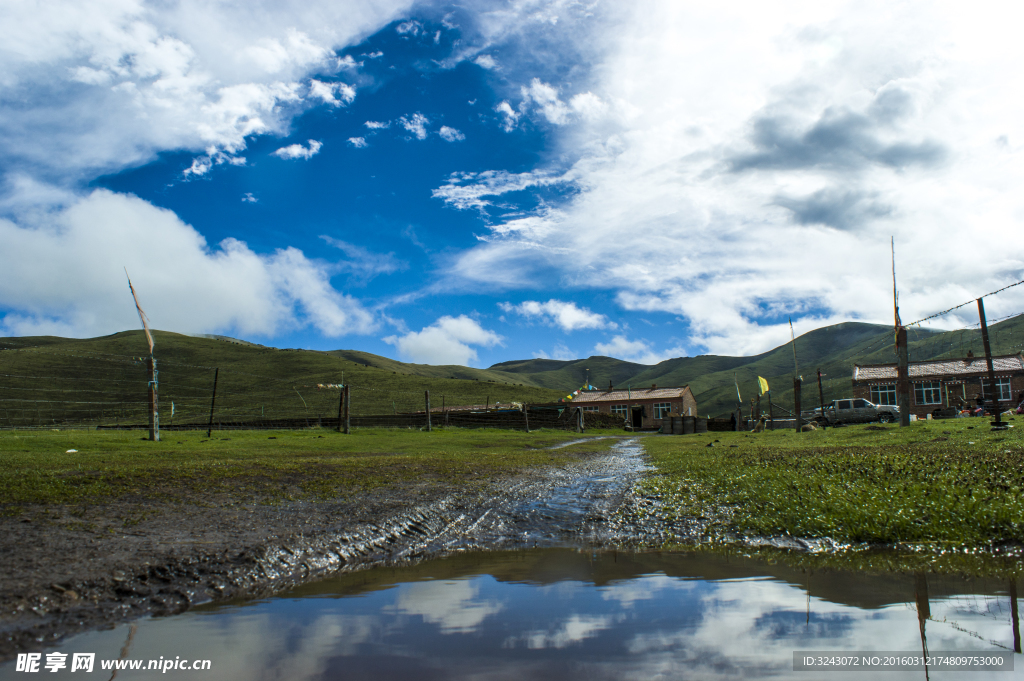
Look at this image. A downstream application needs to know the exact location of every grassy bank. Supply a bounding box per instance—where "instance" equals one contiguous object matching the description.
[0,428,621,511]
[639,418,1024,548]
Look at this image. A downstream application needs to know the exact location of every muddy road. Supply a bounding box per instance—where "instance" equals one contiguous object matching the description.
[2,436,698,658]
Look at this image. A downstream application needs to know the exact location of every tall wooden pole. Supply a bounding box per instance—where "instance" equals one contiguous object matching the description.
[793,377,803,432]
[1011,579,1021,654]
[524,403,530,433]
[897,326,910,426]
[977,297,1005,429]
[817,369,826,429]
[148,356,159,442]
[768,391,774,430]
[206,368,219,438]
[425,390,432,431]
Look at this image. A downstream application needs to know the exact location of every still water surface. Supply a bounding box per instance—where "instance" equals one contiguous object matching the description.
[3,549,1020,680]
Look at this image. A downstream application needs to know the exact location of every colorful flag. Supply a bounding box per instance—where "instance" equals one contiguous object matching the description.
[758,376,769,395]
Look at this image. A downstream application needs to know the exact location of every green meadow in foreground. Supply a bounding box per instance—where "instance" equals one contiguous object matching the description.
[0,428,620,510]
[640,418,1024,548]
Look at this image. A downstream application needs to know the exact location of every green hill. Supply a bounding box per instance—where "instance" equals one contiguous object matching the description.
[0,331,566,428]
[3,314,1022,427]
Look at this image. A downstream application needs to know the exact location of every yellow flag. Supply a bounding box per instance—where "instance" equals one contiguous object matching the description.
[757,376,769,395]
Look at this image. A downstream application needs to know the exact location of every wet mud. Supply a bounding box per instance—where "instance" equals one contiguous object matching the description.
[2,436,692,658]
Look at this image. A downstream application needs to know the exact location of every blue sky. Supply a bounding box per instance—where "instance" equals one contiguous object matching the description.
[2,1,1024,367]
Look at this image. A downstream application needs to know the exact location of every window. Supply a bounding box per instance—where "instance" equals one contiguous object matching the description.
[581,406,599,413]
[870,384,896,405]
[853,399,870,408]
[914,382,941,405]
[610,405,628,417]
[837,400,853,410]
[980,377,1012,402]
[654,402,672,419]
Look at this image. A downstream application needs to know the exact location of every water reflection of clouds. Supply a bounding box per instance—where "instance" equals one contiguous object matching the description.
[600,573,691,608]
[504,614,615,650]
[7,556,1020,681]
[383,578,506,633]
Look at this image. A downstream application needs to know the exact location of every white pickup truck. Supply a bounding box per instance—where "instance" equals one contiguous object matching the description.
[803,398,900,425]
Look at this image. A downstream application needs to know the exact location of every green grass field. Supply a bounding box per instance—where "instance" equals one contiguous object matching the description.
[639,417,1024,548]
[0,428,621,512]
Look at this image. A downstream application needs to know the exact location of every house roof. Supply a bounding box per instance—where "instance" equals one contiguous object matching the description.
[571,387,691,403]
[854,354,1024,381]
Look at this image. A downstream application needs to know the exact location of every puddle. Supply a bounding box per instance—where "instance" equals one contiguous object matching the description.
[4,549,1019,680]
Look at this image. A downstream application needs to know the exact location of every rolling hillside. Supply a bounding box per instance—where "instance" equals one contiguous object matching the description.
[2,314,1022,426]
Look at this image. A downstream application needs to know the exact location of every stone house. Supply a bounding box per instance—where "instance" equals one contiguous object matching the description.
[569,385,698,429]
[851,354,1024,418]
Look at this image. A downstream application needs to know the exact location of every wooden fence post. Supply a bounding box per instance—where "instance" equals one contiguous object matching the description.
[343,385,350,434]
[425,390,432,431]
[336,381,344,433]
[206,368,219,438]
[524,403,530,433]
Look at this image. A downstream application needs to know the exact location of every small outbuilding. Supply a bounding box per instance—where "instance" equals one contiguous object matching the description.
[569,385,698,430]
[851,353,1024,419]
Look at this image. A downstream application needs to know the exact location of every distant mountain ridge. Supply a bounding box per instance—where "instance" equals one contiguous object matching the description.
[3,315,1021,418]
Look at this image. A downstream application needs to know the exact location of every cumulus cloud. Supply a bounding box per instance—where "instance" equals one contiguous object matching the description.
[438,126,465,142]
[309,79,356,107]
[272,140,322,160]
[495,101,522,132]
[474,54,497,69]
[499,299,614,332]
[383,315,502,366]
[241,192,258,203]
[399,113,429,140]
[347,137,368,148]
[0,0,416,179]
[0,189,376,339]
[364,120,391,129]
[593,336,682,365]
[443,2,1024,355]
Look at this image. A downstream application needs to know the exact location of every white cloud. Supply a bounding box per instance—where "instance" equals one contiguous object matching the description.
[383,315,502,366]
[433,169,571,211]
[444,2,1024,355]
[521,78,571,125]
[0,0,415,178]
[309,79,355,107]
[396,20,422,36]
[364,120,391,129]
[399,113,429,140]
[272,139,322,160]
[495,101,521,132]
[532,342,577,360]
[242,192,257,203]
[592,336,683,365]
[438,126,465,142]
[500,299,614,332]
[0,188,376,339]
[348,137,368,148]
[474,54,497,69]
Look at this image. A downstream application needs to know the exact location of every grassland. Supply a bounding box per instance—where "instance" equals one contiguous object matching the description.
[638,417,1024,549]
[0,428,621,512]
[0,330,568,428]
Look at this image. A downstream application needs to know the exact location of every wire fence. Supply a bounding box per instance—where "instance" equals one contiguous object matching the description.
[0,350,577,431]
